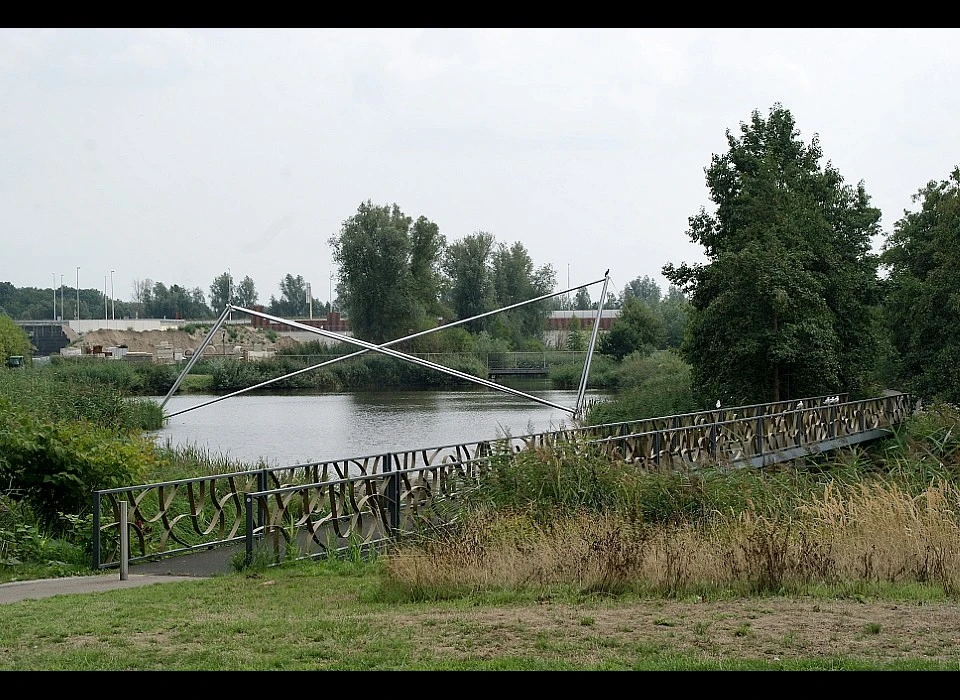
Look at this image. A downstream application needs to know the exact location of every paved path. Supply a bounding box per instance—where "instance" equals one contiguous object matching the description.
[0,543,242,605]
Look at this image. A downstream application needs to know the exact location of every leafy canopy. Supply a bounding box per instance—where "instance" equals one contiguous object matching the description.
[663,103,880,405]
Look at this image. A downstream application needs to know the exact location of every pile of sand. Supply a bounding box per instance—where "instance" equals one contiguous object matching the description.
[75,326,299,356]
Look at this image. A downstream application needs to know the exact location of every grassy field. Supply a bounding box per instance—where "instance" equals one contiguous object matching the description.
[2,557,960,670]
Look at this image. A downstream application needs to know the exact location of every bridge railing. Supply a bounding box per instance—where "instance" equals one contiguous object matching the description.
[588,394,909,469]
[91,391,908,569]
[242,455,492,564]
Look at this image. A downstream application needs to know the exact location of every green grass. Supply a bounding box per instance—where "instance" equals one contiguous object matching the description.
[1,559,958,670]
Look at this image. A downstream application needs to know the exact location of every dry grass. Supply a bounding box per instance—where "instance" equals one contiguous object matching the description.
[381,478,960,597]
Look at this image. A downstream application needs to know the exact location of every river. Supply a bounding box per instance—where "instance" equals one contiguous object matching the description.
[149,382,611,468]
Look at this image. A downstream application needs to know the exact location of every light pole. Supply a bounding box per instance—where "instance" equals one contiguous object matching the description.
[52,273,56,320]
[60,275,64,322]
[329,271,333,313]
[110,270,115,328]
[76,267,80,321]
[104,274,108,321]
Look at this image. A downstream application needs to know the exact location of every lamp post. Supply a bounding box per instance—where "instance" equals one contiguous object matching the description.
[76,267,80,321]
[60,275,64,323]
[110,270,115,328]
[227,267,232,322]
[52,273,56,320]
[329,271,333,312]
[104,274,108,321]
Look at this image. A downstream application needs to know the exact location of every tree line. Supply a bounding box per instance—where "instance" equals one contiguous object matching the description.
[3,101,959,407]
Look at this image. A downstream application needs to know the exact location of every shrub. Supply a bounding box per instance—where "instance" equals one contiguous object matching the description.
[0,397,156,532]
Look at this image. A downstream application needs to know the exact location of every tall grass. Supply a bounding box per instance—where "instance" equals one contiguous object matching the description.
[379,403,960,600]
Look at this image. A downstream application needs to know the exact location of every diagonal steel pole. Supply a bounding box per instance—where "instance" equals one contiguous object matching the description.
[575,270,610,418]
[165,276,608,418]
[160,305,232,410]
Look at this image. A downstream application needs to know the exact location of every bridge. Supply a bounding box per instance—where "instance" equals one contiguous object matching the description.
[97,391,910,576]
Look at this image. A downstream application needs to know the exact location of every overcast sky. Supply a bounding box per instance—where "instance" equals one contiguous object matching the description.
[3,28,958,308]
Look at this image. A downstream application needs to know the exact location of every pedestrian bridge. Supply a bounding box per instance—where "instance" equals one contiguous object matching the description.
[94,391,911,573]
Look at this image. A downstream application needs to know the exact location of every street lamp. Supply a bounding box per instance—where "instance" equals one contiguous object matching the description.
[76,267,80,321]
[52,273,56,320]
[110,270,115,328]
[60,275,64,322]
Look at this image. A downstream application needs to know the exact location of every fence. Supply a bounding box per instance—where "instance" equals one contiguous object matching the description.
[92,392,909,569]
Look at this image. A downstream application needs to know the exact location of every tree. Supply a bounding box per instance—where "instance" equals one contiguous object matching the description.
[658,285,690,349]
[132,279,152,318]
[489,241,556,348]
[234,276,258,309]
[443,232,496,333]
[574,288,592,310]
[663,103,881,404]
[209,272,233,313]
[0,314,32,361]
[269,274,309,317]
[566,314,586,351]
[621,276,661,307]
[409,215,447,319]
[330,201,445,344]
[599,296,665,360]
[881,167,960,403]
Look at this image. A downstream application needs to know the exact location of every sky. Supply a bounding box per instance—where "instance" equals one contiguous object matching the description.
[3,28,959,308]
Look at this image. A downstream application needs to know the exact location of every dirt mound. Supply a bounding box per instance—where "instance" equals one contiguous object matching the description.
[75,326,297,357]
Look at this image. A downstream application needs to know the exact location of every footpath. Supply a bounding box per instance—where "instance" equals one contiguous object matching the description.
[0,543,241,605]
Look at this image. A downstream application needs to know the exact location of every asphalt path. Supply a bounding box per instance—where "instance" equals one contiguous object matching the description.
[0,543,241,604]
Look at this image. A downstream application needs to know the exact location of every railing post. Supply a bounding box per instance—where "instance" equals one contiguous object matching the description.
[258,468,268,532]
[245,495,254,567]
[653,431,661,466]
[92,491,101,570]
[384,453,400,536]
[119,500,129,581]
[756,416,763,457]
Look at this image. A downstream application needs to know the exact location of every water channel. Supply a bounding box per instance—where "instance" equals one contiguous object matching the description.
[149,380,612,468]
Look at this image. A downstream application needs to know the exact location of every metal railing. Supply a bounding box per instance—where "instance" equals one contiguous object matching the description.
[92,392,909,570]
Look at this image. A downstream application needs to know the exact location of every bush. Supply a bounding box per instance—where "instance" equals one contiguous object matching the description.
[586,349,696,424]
[0,397,156,531]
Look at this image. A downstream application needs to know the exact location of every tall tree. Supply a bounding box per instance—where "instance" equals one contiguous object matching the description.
[658,285,690,349]
[489,241,556,348]
[234,276,258,309]
[621,276,661,307]
[209,272,233,312]
[409,215,447,320]
[132,279,152,318]
[269,274,309,317]
[443,232,496,332]
[881,167,960,403]
[599,295,665,360]
[663,103,881,404]
[574,288,592,310]
[330,201,445,344]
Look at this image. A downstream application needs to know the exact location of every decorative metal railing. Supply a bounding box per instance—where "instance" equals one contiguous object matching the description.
[243,456,491,564]
[92,392,909,569]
